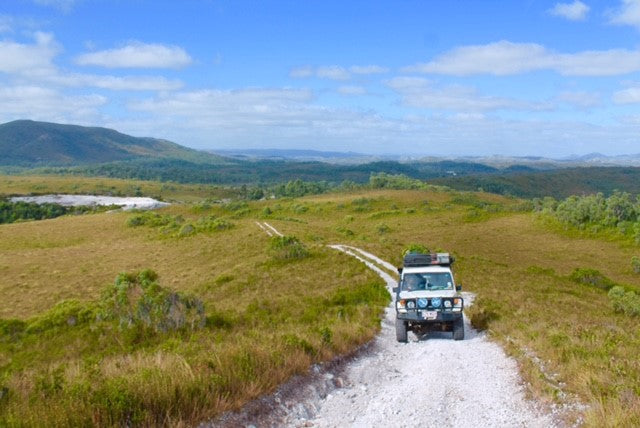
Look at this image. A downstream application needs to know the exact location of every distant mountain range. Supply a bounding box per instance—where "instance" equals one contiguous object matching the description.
[3,120,640,199]
[0,120,225,166]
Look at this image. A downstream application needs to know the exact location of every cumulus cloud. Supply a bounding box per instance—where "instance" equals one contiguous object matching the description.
[405,40,640,76]
[608,0,640,29]
[0,32,59,74]
[44,73,183,91]
[289,64,388,80]
[613,83,640,103]
[548,1,590,21]
[0,84,106,122]
[316,66,350,80]
[349,65,389,74]
[290,66,314,78]
[338,85,367,96]
[75,42,192,69]
[387,77,550,112]
[556,91,601,108]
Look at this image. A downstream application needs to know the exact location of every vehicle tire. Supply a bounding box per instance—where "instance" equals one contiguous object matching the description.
[395,318,408,343]
[452,317,464,341]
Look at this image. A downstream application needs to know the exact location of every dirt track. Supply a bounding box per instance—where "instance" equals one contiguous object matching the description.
[214,225,560,427]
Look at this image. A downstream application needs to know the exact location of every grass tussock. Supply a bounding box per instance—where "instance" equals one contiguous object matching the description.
[268,235,310,261]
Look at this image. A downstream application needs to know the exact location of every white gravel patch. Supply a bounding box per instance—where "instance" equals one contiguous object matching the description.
[10,194,169,211]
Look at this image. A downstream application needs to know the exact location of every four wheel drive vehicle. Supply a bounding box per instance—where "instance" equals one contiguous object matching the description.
[394,252,464,342]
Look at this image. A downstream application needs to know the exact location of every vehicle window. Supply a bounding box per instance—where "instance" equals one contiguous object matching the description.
[401,272,453,291]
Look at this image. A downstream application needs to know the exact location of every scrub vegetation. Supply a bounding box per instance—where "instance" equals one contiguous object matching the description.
[0,177,639,425]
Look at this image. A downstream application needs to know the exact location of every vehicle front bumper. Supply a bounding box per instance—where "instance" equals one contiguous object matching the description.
[396,310,462,323]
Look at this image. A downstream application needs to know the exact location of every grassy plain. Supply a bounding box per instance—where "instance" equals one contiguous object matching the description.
[0,181,639,425]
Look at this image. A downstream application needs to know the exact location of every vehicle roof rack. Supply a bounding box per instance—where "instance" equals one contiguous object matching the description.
[403,252,454,267]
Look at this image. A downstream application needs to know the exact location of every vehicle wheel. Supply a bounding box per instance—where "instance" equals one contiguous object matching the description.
[395,318,408,343]
[452,317,464,341]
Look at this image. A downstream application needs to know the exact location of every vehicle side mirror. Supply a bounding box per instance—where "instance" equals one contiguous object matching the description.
[392,287,399,293]
[456,284,462,291]
[397,267,403,275]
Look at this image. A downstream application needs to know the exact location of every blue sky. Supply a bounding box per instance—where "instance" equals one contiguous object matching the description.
[2,0,640,157]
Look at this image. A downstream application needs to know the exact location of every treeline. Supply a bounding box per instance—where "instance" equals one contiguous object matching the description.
[431,167,640,199]
[0,200,111,224]
[236,173,448,200]
[535,191,640,242]
[29,158,504,186]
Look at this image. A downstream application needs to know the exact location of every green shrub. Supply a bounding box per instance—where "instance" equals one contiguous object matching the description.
[570,268,617,291]
[377,223,391,234]
[632,256,640,274]
[26,300,95,334]
[0,318,26,338]
[268,235,309,261]
[608,286,640,316]
[100,270,206,332]
[403,243,430,255]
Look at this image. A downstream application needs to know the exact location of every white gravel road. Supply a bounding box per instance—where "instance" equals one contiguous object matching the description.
[214,225,560,427]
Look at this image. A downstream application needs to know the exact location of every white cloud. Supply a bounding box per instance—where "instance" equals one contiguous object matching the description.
[548,1,590,21]
[338,85,367,96]
[316,66,350,80]
[0,33,180,91]
[609,0,640,29]
[405,40,640,76]
[613,83,640,103]
[75,42,192,69]
[33,0,78,12]
[556,91,601,108]
[349,65,389,74]
[0,32,59,74]
[387,77,550,112]
[290,66,313,78]
[289,64,388,80]
[43,73,183,91]
[0,84,106,122]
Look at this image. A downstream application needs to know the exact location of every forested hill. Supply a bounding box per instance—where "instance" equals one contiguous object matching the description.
[0,120,226,166]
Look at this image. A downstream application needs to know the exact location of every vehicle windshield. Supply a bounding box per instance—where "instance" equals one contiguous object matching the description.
[401,272,453,291]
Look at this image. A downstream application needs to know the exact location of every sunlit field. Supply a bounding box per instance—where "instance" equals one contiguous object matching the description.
[0,182,638,425]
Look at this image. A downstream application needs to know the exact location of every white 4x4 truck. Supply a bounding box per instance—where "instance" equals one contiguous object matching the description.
[394,252,464,342]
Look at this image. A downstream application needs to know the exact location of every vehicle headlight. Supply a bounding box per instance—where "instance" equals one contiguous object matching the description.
[444,300,452,308]
[407,300,416,309]
[417,298,428,309]
[397,299,406,309]
[431,297,442,308]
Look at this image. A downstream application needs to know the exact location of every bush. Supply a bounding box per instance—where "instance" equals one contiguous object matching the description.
[403,243,430,255]
[100,270,206,332]
[632,256,640,274]
[608,286,640,316]
[268,235,309,261]
[570,268,617,291]
[26,300,96,334]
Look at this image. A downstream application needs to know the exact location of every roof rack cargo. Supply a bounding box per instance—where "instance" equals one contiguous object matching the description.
[403,252,454,267]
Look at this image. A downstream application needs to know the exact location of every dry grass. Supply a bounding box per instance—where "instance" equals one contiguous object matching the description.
[1,181,639,425]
